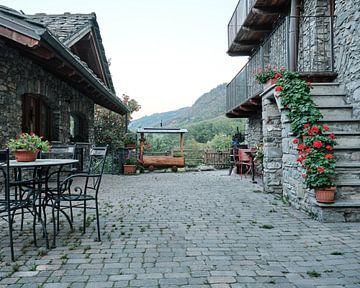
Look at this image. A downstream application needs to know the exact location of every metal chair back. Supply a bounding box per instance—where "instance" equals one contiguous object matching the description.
[41,144,76,159]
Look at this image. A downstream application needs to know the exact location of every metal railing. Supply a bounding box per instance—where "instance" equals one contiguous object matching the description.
[228,0,255,48]
[226,16,335,113]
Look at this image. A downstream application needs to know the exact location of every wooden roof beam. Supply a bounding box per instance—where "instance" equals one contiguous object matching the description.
[0,26,39,47]
[31,47,54,60]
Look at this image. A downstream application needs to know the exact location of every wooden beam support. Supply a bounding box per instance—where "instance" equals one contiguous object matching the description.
[249,98,261,106]
[252,6,287,16]
[243,25,272,33]
[233,39,260,47]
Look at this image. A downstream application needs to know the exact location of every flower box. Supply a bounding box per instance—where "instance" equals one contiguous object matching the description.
[264,78,277,90]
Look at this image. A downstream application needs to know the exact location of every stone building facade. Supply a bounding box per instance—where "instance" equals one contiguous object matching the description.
[226,0,360,221]
[0,39,94,145]
[0,6,128,147]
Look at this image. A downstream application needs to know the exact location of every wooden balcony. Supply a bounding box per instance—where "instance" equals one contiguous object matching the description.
[226,15,336,118]
[227,0,289,56]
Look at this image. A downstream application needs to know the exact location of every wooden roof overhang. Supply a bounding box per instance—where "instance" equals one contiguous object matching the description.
[227,0,289,56]
[226,95,262,118]
[0,9,128,115]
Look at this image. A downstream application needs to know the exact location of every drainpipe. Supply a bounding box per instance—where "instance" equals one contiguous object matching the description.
[289,0,300,71]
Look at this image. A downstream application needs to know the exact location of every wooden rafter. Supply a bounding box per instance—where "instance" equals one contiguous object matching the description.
[0,26,39,47]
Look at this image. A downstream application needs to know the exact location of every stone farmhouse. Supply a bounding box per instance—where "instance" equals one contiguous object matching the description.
[226,0,360,221]
[0,6,128,146]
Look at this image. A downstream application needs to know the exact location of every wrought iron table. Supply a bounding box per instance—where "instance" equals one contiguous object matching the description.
[3,159,79,248]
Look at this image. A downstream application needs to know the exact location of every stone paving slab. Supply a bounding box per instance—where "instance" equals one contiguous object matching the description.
[0,170,360,287]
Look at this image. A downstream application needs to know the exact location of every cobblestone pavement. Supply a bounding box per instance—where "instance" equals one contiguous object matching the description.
[1,170,360,288]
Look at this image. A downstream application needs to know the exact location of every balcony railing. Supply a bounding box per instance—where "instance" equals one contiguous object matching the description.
[226,16,335,114]
[228,0,255,48]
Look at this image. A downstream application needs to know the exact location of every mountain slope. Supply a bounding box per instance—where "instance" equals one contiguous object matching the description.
[129,83,227,129]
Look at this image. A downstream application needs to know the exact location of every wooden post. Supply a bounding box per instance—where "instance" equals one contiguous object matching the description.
[180,133,184,157]
[139,132,145,161]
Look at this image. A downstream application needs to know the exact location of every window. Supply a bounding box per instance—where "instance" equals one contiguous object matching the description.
[22,94,52,140]
[70,112,88,142]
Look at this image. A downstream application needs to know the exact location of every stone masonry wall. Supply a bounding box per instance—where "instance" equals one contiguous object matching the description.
[262,96,282,194]
[334,0,360,118]
[0,39,94,147]
[298,0,332,72]
[245,116,262,148]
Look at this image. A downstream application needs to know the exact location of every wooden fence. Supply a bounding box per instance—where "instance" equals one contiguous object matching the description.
[203,149,231,168]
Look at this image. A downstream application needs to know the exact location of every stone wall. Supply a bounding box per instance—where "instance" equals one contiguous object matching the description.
[245,116,262,148]
[298,0,332,72]
[0,39,94,147]
[334,0,360,118]
[261,95,282,194]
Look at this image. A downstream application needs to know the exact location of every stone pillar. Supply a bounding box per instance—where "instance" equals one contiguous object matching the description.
[262,97,283,194]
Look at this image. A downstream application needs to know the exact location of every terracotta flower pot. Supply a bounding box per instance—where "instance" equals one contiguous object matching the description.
[263,78,277,90]
[123,164,136,175]
[315,187,336,203]
[15,149,39,162]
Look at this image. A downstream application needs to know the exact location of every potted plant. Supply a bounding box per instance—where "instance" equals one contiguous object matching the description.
[124,132,137,149]
[254,65,284,89]
[7,132,50,162]
[298,129,337,203]
[123,157,137,175]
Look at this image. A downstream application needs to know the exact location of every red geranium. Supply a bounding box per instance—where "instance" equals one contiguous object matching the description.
[325,154,333,159]
[297,144,307,150]
[275,86,283,92]
[323,125,329,131]
[292,139,299,144]
[317,167,325,173]
[274,73,282,79]
[305,148,312,153]
[313,141,323,149]
[328,133,336,139]
[325,145,333,151]
[304,124,310,129]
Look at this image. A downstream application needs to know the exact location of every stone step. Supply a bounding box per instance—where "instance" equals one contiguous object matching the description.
[330,132,360,147]
[312,198,360,222]
[312,94,347,107]
[335,181,360,199]
[318,119,360,132]
[311,83,342,95]
[319,105,353,120]
[334,147,360,162]
[335,169,360,181]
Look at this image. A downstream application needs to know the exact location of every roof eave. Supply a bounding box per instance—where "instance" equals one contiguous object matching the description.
[41,31,129,114]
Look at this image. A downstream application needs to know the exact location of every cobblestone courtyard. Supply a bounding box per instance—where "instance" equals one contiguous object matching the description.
[1,170,360,287]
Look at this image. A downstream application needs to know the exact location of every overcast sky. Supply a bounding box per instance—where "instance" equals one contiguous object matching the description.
[2,0,247,119]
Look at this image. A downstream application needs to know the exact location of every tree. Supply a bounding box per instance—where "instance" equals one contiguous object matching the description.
[94,95,140,150]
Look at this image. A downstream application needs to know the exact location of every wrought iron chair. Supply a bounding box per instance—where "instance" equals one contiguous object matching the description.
[48,146,108,247]
[0,149,39,261]
[40,144,77,225]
